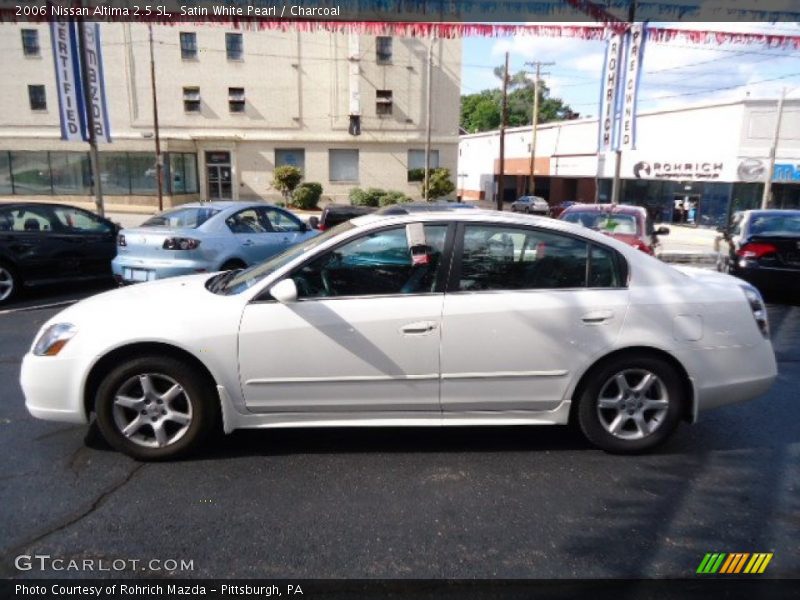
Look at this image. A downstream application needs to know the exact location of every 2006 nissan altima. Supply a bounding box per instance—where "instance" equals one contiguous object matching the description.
[21,208,777,460]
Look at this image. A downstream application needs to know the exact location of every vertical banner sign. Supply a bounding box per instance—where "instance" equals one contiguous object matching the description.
[598,32,623,152]
[81,22,112,143]
[621,23,646,150]
[50,21,85,141]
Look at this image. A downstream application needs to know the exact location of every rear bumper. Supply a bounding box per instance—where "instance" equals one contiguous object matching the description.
[112,256,214,283]
[732,264,800,295]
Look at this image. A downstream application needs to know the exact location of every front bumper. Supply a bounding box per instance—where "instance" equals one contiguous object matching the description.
[112,256,214,283]
[21,352,88,424]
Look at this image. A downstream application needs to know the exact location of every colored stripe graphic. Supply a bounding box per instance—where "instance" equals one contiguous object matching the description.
[698,552,773,574]
[744,553,773,574]
[697,553,726,574]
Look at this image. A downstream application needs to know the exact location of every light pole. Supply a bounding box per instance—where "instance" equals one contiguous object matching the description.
[149,24,164,211]
[761,87,786,210]
[524,60,554,197]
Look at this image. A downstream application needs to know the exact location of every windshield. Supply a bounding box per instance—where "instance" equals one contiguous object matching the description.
[563,212,639,235]
[749,213,800,236]
[209,221,355,296]
[142,206,220,229]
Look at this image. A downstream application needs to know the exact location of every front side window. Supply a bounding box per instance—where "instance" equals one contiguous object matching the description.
[264,208,303,232]
[21,29,40,56]
[226,33,243,60]
[457,225,620,291]
[28,85,46,110]
[226,208,268,234]
[53,207,112,233]
[291,225,447,299]
[180,32,197,59]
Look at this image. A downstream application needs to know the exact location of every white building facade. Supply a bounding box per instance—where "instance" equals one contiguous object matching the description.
[459,98,800,227]
[0,23,461,211]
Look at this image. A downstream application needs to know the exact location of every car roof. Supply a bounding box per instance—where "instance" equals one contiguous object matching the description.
[165,201,282,211]
[376,202,477,215]
[562,203,645,216]
[744,209,800,217]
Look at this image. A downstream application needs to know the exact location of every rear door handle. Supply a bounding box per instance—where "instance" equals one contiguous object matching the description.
[582,310,614,324]
[400,321,438,335]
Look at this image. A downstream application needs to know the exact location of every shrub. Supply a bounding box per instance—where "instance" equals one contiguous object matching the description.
[422,168,456,200]
[378,191,412,206]
[272,166,303,201]
[349,187,386,207]
[292,182,323,210]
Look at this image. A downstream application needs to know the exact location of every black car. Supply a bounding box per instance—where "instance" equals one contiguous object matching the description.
[0,202,118,304]
[717,209,800,298]
[309,204,375,231]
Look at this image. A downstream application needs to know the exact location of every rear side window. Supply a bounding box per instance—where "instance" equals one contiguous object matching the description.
[456,224,623,291]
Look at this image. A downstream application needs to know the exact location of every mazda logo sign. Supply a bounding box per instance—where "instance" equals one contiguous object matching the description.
[738,158,765,182]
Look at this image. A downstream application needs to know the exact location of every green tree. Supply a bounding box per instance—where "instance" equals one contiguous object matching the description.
[272,166,303,202]
[422,168,456,200]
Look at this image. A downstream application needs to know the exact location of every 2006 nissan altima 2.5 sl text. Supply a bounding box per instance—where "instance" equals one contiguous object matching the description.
[20,208,777,460]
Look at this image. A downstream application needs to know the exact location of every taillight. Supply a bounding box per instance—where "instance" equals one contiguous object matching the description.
[741,285,769,339]
[318,224,327,231]
[737,242,777,259]
[117,234,126,247]
[163,237,201,250]
[634,242,653,254]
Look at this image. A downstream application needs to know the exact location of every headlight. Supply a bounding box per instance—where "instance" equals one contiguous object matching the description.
[33,323,78,356]
[741,286,769,339]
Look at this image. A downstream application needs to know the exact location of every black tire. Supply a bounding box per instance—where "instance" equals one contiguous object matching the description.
[220,259,246,271]
[94,355,219,461]
[576,355,685,454]
[0,260,20,305]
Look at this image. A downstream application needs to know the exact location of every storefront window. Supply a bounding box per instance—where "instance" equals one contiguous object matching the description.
[129,153,158,195]
[698,182,733,229]
[169,153,186,194]
[50,152,90,195]
[100,153,131,195]
[0,152,12,195]
[183,154,198,193]
[10,151,51,194]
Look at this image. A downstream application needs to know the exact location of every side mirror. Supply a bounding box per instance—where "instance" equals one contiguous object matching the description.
[270,278,298,304]
[307,216,319,230]
[655,226,670,236]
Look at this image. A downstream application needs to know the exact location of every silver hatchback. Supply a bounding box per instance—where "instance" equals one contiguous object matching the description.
[511,196,550,215]
[112,202,318,283]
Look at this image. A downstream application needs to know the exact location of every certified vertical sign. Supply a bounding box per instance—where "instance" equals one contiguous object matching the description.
[598,32,623,152]
[620,23,646,150]
[50,21,85,141]
[49,21,111,143]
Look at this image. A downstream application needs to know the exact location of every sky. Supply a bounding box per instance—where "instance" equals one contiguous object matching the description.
[461,22,800,117]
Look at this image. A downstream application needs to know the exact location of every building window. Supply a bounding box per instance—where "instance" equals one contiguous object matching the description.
[329,149,359,183]
[275,148,305,172]
[376,90,393,116]
[183,87,200,112]
[28,85,46,110]
[407,149,440,181]
[21,29,40,56]
[180,32,197,59]
[376,36,392,64]
[228,87,245,113]
[226,33,243,60]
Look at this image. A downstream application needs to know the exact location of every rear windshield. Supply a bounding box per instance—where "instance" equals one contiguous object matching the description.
[562,212,639,235]
[142,207,220,229]
[749,213,800,236]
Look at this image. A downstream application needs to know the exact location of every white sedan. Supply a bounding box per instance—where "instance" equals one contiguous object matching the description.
[21,209,777,460]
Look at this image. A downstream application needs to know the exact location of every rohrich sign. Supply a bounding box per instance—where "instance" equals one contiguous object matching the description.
[632,160,725,180]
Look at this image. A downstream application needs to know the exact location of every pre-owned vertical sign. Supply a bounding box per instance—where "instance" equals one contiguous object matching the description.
[49,21,111,143]
[598,32,623,152]
[50,21,85,141]
[620,23,646,150]
[80,22,112,143]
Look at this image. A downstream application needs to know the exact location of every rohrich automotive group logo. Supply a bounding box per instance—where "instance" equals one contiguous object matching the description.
[696,552,773,574]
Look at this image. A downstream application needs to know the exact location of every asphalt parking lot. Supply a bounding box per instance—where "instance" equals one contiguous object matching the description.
[1,284,798,580]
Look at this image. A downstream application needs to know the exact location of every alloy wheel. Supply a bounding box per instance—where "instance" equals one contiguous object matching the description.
[0,266,14,302]
[596,369,669,440]
[111,373,194,448]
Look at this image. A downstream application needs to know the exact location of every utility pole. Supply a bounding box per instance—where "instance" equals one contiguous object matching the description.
[609,0,637,205]
[423,37,435,202]
[77,20,104,216]
[149,24,164,211]
[761,87,786,210]
[497,51,509,211]
[525,60,555,197]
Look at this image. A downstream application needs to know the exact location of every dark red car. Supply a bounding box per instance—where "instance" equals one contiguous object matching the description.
[559,203,669,255]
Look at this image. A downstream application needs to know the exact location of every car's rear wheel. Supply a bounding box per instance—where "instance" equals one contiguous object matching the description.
[94,355,218,460]
[0,261,19,305]
[220,259,246,271]
[576,355,685,454]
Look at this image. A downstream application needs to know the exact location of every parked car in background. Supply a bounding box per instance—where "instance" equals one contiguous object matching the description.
[716,209,800,298]
[23,209,776,460]
[559,203,669,255]
[511,196,549,215]
[549,200,577,219]
[112,202,317,284]
[0,202,117,304]
[311,205,375,231]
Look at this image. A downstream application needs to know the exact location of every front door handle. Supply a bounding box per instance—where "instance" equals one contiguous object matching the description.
[242,239,255,246]
[582,310,614,324]
[400,321,438,335]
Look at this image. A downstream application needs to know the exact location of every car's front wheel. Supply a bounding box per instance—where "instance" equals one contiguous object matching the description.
[94,355,219,460]
[0,261,19,305]
[576,355,685,454]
